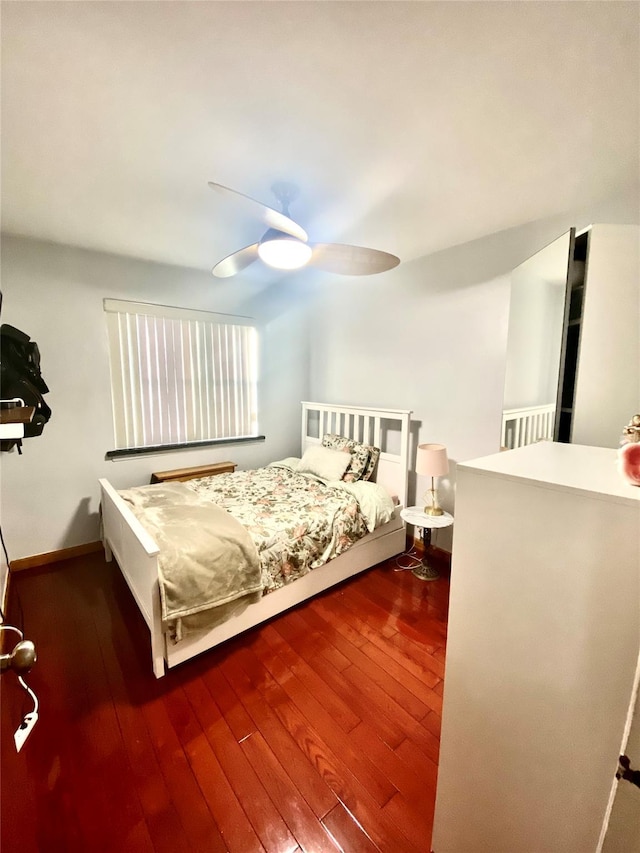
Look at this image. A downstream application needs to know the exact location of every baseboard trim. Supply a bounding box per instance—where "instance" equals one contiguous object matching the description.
[407,536,451,560]
[10,536,448,573]
[409,534,452,566]
[10,541,103,573]
[425,543,451,560]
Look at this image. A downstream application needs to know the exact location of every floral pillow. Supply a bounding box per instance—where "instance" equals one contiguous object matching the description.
[322,433,371,482]
[362,445,381,481]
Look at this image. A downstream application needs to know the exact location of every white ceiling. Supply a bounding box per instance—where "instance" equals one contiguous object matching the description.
[2,1,638,276]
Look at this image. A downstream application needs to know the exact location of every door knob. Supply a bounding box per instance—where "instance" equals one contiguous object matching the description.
[616,755,640,789]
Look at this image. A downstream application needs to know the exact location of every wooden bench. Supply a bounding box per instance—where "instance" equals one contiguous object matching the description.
[149,461,237,484]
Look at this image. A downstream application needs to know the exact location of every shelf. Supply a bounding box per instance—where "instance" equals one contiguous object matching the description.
[0,407,35,425]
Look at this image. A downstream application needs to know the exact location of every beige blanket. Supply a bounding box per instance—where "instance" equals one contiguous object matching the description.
[118,482,261,641]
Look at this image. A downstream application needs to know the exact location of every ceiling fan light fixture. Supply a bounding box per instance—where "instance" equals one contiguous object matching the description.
[209,182,400,277]
[258,230,312,270]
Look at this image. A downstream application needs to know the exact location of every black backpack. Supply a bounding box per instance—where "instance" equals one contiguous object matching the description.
[0,324,51,452]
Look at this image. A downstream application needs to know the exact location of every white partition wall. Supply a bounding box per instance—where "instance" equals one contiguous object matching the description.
[432,442,640,853]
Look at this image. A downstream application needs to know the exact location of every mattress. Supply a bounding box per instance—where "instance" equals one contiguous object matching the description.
[184,464,397,593]
[118,464,398,642]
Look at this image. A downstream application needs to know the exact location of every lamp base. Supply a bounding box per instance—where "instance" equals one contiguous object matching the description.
[412,526,439,580]
[424,506,444,516]
[423,483,444,516]
[412,562,440,581]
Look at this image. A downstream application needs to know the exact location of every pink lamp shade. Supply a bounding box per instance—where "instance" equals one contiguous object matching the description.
[416,443,449,477]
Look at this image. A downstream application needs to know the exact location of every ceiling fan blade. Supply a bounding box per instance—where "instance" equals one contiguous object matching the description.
[308,243,400,276]
[212,243,259,278]
[208,182,308,242]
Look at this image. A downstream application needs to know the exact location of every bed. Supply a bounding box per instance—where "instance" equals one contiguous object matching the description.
[99,401,412,677]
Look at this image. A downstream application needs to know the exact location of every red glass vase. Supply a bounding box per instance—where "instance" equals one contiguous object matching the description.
[618,441,640,487]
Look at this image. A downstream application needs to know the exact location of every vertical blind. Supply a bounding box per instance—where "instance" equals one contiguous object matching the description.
[104,300,258,450]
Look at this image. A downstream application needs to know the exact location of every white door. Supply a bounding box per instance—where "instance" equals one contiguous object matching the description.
[600,651,640,851]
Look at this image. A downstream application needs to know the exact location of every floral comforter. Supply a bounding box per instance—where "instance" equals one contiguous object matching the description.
[185,465,390,594]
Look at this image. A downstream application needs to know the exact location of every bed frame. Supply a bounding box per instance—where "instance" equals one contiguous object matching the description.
[99,401,412,677]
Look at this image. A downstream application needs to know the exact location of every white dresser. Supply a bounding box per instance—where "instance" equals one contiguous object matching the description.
[432,441,640,853]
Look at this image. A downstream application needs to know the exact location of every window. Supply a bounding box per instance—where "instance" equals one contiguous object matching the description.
[104,299,259,453]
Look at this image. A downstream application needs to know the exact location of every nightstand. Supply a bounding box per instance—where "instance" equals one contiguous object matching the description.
[150,461,236,484]
[400,505,454,580]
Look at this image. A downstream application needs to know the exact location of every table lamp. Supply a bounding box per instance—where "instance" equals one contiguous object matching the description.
[416,443,448,516]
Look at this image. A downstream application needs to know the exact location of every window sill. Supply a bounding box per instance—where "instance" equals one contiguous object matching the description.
[105,435,265,460]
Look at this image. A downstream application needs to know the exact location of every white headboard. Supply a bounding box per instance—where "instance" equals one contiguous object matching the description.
[301,401,412,508]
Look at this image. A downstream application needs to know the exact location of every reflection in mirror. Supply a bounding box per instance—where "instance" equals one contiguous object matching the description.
[501,231,571,450]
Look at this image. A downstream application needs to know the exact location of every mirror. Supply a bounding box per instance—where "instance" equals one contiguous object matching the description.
[501,231,571,450]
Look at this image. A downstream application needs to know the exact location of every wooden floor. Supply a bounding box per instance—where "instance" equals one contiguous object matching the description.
[1,549,450,853]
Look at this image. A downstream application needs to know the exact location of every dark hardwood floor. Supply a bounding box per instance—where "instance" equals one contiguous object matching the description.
[1,548,450,853]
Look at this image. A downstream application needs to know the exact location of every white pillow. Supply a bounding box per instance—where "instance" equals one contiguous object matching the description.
[266,457,301,471]
[297,445,352,481]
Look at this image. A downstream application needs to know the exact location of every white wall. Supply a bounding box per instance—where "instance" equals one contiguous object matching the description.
[306,186,640,550]
[0,236,311,561]
[1,185,637,565]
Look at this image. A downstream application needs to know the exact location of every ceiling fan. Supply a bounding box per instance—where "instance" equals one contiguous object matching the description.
[208,181,400,278]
